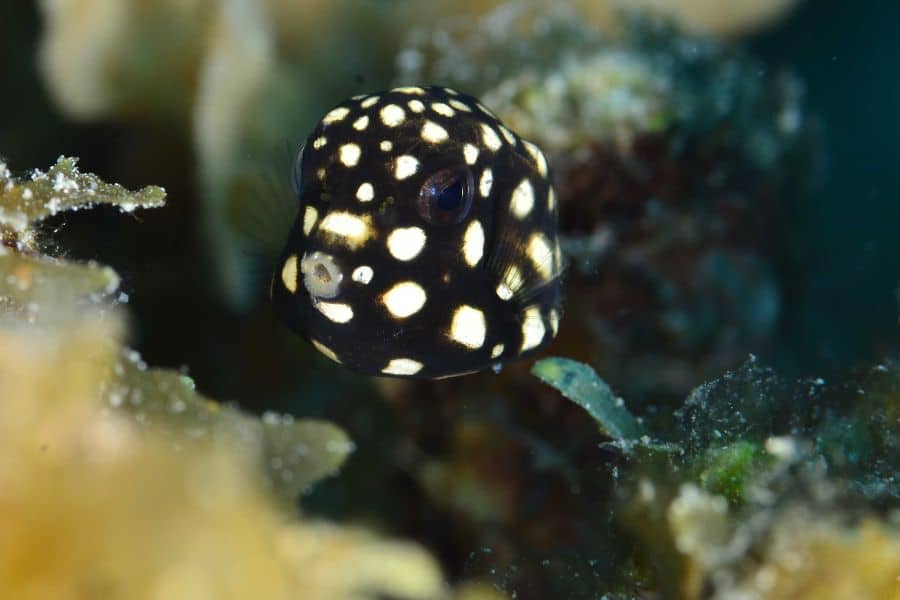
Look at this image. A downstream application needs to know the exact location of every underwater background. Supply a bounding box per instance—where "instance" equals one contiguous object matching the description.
[1,1,898,598]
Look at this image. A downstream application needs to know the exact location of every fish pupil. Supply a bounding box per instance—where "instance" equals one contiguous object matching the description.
[437,178,464,211]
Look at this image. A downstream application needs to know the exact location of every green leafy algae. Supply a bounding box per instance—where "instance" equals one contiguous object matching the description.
[532,357,644,442]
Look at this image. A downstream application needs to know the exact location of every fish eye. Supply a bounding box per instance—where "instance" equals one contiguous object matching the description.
[416,166,475,226]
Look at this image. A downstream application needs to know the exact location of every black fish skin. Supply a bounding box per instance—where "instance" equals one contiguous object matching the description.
[271,86,562,379]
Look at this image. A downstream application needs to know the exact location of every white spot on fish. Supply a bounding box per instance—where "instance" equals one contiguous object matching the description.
[339,143,361,167]
[311,338,341,363]
[352,265,374,285]
[479,168,493,198]
[510,179,535,219]
[448,305,486,349]
[387,226,427,261]
[431,102,455,117]
[462,220,484,267]
[382,281,427,318]
[523,140,549,177]
[481,124,502,151]
[353,115,369,130]
[380,104,406,127]
[463,143,479,165]
[302,205,318,235]
[382,358,424,376]
[496,264,524,301]
[421,121,448,143]
[520,306,546,352]
[395,155,419,180]
[318,212,373,249]
[449,98,472,112]
[356,182,374,202]
[315,301,354,324]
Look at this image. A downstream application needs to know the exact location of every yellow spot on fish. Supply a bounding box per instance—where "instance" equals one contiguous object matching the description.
[322,106,349,124]
[520,305,546,352]
[527,232,553,279]
[311,338,341,363]
[393,86,426,95]
[523,140,549,177]
[353,115,370,131]
[302,206,318,235]
[318,212,373,249]
[281,255,298,293]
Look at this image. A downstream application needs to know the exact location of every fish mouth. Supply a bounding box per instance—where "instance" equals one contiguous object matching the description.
[300,251,344,300]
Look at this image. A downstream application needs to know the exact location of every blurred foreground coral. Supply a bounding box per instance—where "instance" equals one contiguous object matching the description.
[0,158,446,600]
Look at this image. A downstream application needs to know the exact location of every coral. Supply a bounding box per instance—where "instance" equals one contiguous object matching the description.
[0,156,164,245]
[0,319,443,600]
[663,487,900,599]
[0,158,446,600]
[726,516,900,600]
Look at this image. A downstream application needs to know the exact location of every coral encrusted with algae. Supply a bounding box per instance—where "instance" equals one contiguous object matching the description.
[0,157,448,600]
[533,354,900,599]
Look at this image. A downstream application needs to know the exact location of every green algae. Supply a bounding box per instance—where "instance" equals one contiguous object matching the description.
[695,441,770,504]
[534,352,900,597]
[531,357,644,442]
